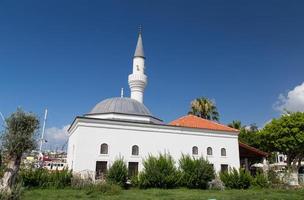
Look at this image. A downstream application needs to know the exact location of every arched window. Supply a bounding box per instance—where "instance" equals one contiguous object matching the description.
[100,143,108,154]
[221,148,226,156]
[207,147,213,156]
[192,146,198,155]
[132,145,139,156]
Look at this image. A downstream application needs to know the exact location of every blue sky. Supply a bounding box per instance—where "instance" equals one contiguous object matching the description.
[1,0,304,149]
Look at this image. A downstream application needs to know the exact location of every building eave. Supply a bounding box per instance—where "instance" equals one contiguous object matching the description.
[68,116,239,137]
[239,141,269,157]
[84,112,163,122]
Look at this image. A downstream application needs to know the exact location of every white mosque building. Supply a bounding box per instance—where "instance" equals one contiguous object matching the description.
[67,31,240,179]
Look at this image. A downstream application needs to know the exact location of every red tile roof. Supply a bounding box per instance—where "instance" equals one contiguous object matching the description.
[169,115,239,133]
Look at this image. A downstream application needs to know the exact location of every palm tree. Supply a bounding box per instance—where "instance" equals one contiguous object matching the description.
[228,120,242,130]
[188,97,219,121]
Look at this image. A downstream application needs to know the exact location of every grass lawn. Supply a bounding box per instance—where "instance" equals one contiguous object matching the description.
[22,188,304,200]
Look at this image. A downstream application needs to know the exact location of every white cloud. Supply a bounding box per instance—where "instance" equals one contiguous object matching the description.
[274,82,304,113]
[42,125,70,150]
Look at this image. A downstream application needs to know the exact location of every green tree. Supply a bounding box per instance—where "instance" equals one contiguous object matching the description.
[260,112,304,184]
[238,126,262,150]
[0,109,39,193]
[228,120,242,130]
[188,97,219,121]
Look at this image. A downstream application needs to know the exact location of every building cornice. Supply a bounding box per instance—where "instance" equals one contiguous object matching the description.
[68,116,239,138]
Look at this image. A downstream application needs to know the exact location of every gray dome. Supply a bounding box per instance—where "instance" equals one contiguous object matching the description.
[89,97,152,116]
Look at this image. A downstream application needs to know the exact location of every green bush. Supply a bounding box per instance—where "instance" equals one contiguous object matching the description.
[139,153,179,189]
[178,155,215,189]
[220,168,252,189]
[20,168,72,188]
[252,172,270,188]
[130,175,139,187]
[106,159,128,187]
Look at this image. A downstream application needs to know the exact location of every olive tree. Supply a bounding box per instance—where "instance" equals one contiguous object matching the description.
[0,109,39,193]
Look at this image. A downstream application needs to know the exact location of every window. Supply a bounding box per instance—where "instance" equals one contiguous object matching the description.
[221,148,226,156]
[221,164,228,173]
[100,143,108,154]
[207,147,213,156]
[192,146,198,155]
[132,145,139,156]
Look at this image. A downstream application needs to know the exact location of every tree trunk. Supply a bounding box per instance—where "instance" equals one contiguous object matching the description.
[0,156,22,194]
[287,167,299,186]
[285,155,299,186]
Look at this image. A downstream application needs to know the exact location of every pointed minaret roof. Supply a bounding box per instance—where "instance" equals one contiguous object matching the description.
[134,26,145,58]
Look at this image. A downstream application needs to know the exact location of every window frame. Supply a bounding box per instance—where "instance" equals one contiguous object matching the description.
[221,148,227,157]
[207,147,213,156]
[100,143,108,155]
[192,146,198,155]
[131,145,139,156]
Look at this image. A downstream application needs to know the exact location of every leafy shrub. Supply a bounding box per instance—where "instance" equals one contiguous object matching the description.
[138,153,179,189]
[220,168,239,189]
[178,155,215,189]
[20,168,72,188]
[220,168,252,189]
[106,159,128,187]
[239,168,252,189]
[252,172,270,188]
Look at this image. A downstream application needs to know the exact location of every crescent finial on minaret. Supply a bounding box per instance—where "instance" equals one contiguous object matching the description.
[138,25,142,35]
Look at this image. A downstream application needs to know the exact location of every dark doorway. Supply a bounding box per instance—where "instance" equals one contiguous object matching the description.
[96,161,107,180]
[221,164,228,173]
[128,162,138,178]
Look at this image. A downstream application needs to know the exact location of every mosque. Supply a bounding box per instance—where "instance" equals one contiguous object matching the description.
[66,30,241,179]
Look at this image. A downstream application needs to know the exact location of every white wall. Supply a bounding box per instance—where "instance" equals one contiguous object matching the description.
[67,118,240,175]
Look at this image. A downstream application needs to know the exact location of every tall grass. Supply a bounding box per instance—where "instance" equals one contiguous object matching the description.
[20,168,72,188]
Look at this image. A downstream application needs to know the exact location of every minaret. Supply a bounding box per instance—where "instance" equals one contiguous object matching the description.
[128,27,147,103]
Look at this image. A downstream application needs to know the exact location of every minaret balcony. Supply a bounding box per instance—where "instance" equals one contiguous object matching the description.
[128,74,147,84]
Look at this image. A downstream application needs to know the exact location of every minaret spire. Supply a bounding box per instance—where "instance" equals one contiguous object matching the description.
[134,25,145,58]
[128,26,147,103]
